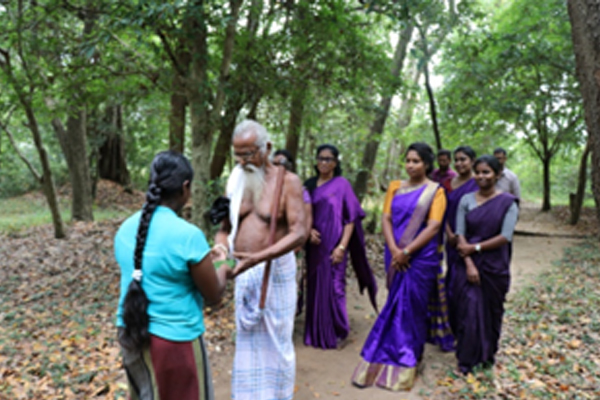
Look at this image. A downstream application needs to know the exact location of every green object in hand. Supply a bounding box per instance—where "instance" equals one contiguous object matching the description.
[214,260,235,269]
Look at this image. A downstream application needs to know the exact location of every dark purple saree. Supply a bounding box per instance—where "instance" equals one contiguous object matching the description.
[445,178,478,333]
[452,193,516,374]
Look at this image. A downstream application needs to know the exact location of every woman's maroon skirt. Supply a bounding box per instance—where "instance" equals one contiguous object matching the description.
[119,331,214,400]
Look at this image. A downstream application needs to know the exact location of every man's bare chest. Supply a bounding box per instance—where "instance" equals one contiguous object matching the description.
[239,194,286,225]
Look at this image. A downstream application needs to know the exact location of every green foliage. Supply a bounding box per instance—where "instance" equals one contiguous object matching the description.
[0,145,43,198]
[435,0,585,207]
[0,0,594,218]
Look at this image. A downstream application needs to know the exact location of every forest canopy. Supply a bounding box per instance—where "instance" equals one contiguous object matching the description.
[0,0,597,237]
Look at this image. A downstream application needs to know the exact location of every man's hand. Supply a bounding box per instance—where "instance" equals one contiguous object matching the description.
[309,229,321,245]
[330,247,345,264]
[232,251,260,277]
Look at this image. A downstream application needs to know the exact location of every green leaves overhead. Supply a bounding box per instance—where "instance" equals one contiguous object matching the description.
[436,0,583,209]
[439,0,581,148]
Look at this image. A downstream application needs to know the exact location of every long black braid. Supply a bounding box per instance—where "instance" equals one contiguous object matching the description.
[120,151,193,351]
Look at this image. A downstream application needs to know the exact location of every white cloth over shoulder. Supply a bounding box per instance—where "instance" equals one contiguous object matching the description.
[232,252,297,400]
[226,165,246,253]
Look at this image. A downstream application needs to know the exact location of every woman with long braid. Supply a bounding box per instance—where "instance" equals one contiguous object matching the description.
[115,151,230,400]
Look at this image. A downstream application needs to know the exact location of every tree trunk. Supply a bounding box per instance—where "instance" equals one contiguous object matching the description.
[185,1,212,230]
[383,67,420,182]
[417,24,443,151]
[569,140,591,224]
[52,111,94,221]
[541,155,551,211]
[65,112,94,220]
[26,106,66,238]
[423,59,442,150]
[353,23,413,201]
[285,88,306,160]
[169,42,190,154]
[169,89,187,153]
[98,105,131,187]
[247,93,261,120]
[210,95,244,180]
[207,0,263,177]
[210,0,244,134]
[60,1,95,221]
[567,0,600,229]
[184,0,241,230]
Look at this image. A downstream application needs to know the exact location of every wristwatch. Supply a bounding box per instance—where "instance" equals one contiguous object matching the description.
[402,248,410,256]
[475,244,482,253]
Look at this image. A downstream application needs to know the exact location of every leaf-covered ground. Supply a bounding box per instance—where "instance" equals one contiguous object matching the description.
[1,187,599,399]
[0,220,236,400]
[434,241,600,399]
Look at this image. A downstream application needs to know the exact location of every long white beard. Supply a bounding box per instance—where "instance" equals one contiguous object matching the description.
[241,164,265,204]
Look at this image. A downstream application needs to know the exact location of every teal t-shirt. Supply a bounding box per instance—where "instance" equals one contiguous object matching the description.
[115,206,211,341]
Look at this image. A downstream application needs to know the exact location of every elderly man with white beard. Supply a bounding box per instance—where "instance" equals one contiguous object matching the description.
[212,119,307,400]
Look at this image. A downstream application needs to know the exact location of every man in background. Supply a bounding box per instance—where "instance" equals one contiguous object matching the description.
[494,147,521,201]
[430,149,457,189]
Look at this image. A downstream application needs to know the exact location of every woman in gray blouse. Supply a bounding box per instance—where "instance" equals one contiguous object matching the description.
[451,155,519,374]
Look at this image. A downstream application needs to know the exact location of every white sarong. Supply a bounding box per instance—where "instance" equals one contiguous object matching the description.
[231,251,297,400]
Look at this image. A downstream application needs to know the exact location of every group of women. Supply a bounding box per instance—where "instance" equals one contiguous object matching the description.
[113,139,518,399]
[292,142,518,392]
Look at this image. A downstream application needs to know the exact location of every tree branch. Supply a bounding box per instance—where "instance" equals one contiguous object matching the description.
[157,29,185,77]
[516,119,544,160]
[15,1,36,94]
[549,115,582,155]
[0,118,42,182]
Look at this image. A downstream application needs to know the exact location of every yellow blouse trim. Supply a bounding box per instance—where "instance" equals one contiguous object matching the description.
[383,180,446,223]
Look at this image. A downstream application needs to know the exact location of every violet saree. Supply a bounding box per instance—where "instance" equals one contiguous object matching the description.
[352,183,451,391]
[304,177,377,349]
[445,178,478,333]
[452,193,516,374]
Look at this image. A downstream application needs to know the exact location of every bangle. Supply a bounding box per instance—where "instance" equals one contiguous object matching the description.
[338,244,346,251]
[214,243,229,256]
[475,243,482,253]
[402,248,410,256]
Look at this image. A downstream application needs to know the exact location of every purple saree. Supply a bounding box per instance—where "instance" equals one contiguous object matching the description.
[445,178,478,333]
[304,177,377,349]
[352,183,450,391]
[452,193,516,374]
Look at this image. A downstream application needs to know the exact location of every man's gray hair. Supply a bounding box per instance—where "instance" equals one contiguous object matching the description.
[232,120,269,152]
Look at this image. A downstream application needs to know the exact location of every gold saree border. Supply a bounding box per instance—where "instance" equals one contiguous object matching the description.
[351,359,417,391]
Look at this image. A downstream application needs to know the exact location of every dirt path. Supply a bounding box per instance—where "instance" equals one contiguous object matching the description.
[209,210,580,399]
